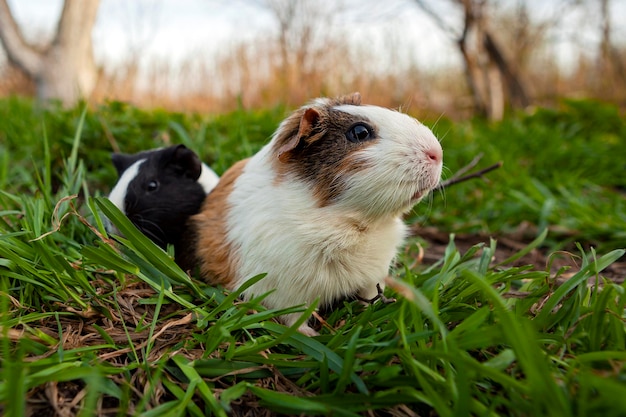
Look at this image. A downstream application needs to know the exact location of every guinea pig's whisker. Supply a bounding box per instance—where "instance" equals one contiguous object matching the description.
[423,193,435,219]
[141,228,164,243]
[125,196,141,211]
[133,216,166,238]
[135,208,166,217]
[141,220,166,237]
[430,113,449,144]
[436,184,447,203]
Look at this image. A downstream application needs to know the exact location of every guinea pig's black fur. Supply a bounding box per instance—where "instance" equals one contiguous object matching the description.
[110,145,207,254]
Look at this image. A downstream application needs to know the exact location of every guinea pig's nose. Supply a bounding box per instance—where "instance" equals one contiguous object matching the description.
[425,146,443,164]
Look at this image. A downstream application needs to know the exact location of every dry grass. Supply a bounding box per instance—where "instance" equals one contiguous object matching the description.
[0,64,35,97]
[86,35,626,119]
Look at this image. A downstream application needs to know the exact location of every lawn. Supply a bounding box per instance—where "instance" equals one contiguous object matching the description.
[1,97,625,416]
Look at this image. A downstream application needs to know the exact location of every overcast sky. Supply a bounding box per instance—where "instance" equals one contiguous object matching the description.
[5,0,451,68]
[4,0,626,74]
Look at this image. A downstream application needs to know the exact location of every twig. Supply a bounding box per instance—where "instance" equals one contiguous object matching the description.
[434,161,503,191]
[448,153,484,180]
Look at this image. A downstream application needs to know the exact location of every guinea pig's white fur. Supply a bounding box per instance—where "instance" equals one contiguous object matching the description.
[197,164,220,194]
[107,159,145,213]
[192,93,443,336]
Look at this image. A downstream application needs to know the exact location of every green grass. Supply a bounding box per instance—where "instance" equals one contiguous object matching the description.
[1,97,625,416]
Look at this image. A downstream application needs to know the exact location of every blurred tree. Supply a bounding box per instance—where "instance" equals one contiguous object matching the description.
[0,0,100,106]
[598,0,625,95]
[261,0,343,105]
[414,0,530,120]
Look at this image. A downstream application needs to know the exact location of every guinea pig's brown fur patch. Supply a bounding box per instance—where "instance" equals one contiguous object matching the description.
[271,94,377,206]
[192,159,248,288]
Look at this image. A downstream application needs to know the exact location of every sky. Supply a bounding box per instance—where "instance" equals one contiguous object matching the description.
[3,0,626,76]
[5,0,459,70]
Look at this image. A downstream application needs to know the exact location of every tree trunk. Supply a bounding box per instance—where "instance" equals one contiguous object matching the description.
[0,0,100,106]
[483,32,529,109]
[458,37,487,118]
[485,59,504,120]
[598,0,626,94]
[460,0,501,119]
[414,0,531,120]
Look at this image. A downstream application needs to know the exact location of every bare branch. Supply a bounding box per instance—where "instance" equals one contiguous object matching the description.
[434,160,503,191]
[445,152,484,179]
[413,0,460,39]
[483,31,530,108]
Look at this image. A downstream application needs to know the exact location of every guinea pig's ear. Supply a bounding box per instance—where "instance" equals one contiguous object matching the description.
[168,145,203,180]
[277,108,321,162]
[111,153,137,176]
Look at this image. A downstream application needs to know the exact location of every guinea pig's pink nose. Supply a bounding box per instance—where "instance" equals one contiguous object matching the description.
[425,146,443,163]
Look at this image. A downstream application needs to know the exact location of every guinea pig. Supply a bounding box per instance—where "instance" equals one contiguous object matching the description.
[107,144,219,259]
[189,93,443,336]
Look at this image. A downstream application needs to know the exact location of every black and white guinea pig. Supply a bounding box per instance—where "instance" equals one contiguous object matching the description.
[190,93,443,335]
[107,144,219,255]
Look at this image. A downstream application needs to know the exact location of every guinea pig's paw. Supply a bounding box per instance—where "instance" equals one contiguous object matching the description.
[297,324,320,337]
[380,294,397,304]
[356,283,396,305]
[377,282,397,304]
[281,312,320,336]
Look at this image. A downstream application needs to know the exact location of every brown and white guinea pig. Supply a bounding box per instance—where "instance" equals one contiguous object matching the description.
[107,144,219,257]
[189,93,443,336]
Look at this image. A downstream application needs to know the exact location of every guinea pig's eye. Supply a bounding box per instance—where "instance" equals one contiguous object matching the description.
[146,180,159,192]
[346,123,374,143]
